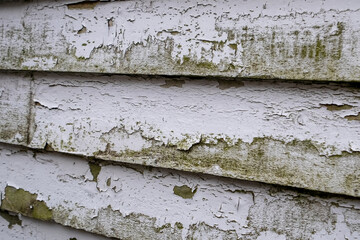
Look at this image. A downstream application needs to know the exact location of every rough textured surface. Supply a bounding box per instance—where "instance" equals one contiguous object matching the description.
[0,71,359,196]
[1,0,360,81]
[0,210,111,240]
[0,143,359,239]
[0,72,31,146]
[1,186,53,221]
[1,1,359,238]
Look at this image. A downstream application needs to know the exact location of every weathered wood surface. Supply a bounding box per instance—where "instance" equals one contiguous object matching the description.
[0,143,359,239]
[0,72,359,197]
[0,210,109,240]
[1,0,360,81]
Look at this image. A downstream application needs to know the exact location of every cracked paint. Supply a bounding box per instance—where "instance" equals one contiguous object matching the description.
[0,211,22,229]
[0,144,359,239]
[1,186,53,221]
[1,0,360,81]
[345,113,360,121]
[0,210,110,240]
[173,185,197,199]
[0,72,359,196]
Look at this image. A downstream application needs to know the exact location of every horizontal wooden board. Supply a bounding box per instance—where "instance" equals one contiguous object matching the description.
[1,143,359,239]
[1,71,359,197]
[1,0,360,81]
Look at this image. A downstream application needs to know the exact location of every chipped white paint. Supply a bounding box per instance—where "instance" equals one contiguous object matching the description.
[0,212,109,240]
[1,0,359,238]
[0,143,359,239]
[0,73,31,145]
[1,0,360,81]
[0,72,359,197]
[28,72,360,156]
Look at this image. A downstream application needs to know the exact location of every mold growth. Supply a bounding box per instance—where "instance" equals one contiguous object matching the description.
[320,104,353,111]
[89,162,101,182]
[94,136,360,197]
[51,205,183,239]
[247,196,338,240]
[187,222,239,239]
[1,186,53,221]
[173,185,197,199]
[0,210,22,229]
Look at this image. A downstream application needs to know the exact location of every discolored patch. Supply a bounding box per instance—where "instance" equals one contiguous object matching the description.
[320,104,353,111]
[0,210,22,229]
[1,186,52,221]
[173,185,197,199]
[77,26,87,34]
[89,162,101,182]
[345,113,360,121]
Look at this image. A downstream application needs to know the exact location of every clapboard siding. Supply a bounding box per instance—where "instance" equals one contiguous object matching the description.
[1,0,360,81]
[0,72,359,197]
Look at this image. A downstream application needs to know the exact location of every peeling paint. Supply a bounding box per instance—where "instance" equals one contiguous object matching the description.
[345,113,360,121]
[77,26,87,35]
[0,144,359,239]
[94,136,360,197]
[1,72,360,197]
[173,185,197,199]
[0,211,22,229]
[321,104,354,111]
[89,162,101,182]
[0,210,110,240]
[1,1,360,81]
[1,186,53,221]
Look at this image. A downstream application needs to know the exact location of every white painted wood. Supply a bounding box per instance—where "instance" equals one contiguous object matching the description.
[0,211,110,240]
[0,143,359,239]
[1,0,360,81]
[1,72,359,196]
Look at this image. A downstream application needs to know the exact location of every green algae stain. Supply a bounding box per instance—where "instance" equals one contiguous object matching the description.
[173,185,197,199]
[106,178,111,187]
[301,45,308,59]
[345,113,360,121]
[315,38,326,61]
[93,135,360,197]
[154,223,171,233]
[320,104,353,111]
[228,43,238,53]
[0,210,22,229]
[175,222,184,229]
[196,61,217,70]
[89,162,101,182]
[1,186,52,221]
[180,55,219,73]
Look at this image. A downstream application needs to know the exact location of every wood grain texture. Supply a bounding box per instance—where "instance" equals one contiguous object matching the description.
[1,72,359,197]
[0,143,359,239]
[1,0,360,81]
